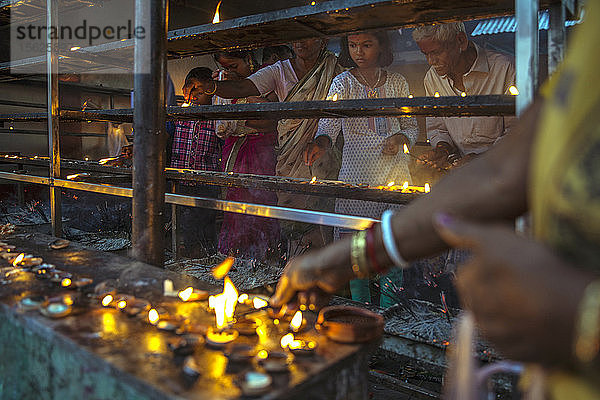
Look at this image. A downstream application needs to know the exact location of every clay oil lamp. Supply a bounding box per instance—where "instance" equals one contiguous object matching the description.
[33,264,55,279]
[234,317,262,336]
[157,320,179,332]
[206,277,240,348]
[19,295,45,311]
[238,372,272,397]
[9,253,25,267]
[167,335,203,356]
[224,343,256,363]
[122,297,151,317]
[256,351,293,373]
[182,356,201,378]
[71,277,94,289]
[49,238,70,250]
[280,333,317,356]
[178,286,209,302]
[50,270,72,284]
[20,255,43,269]
[39,299,72,318]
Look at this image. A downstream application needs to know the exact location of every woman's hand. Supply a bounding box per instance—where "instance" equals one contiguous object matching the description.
[433,213,591,367]
[382,134,408,155]
[270,239,355,310]
[303,136,331,166]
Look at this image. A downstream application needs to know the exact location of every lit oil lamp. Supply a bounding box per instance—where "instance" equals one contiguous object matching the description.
[157,320,179,332]
[212,256,235,279]
[239,372,272,397]
[178,286,209,302]
[212,0,222,24]
[148,308,160,325]
[122,298,150,316]
[289,310,306,333]
[11,253,25,267]
[205,326,239,348]
[280,333,317,356]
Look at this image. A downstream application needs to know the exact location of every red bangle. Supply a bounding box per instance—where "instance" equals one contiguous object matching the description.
[366,224,388,275]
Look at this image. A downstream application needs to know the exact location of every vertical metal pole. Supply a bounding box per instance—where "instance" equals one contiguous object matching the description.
[132,0,168,266]
[47,0,62,237]
[515,0,539,116]
[16,162,25,206]
[170,181,179,260]
[548,2,566,75]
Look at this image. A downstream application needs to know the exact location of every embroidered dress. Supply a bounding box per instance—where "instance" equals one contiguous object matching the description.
[316,70,418,221]
[170,120,220,173]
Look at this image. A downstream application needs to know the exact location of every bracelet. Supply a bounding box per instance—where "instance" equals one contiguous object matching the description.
[204,81,218,96]
[350,230,369,279]
[381,210,408,268]
[574,279,600,364]
[366,224,387,275]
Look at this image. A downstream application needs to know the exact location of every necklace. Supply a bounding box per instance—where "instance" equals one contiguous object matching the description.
[355,68,382,98]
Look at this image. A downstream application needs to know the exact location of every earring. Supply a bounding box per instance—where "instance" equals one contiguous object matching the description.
[249,58,256,73]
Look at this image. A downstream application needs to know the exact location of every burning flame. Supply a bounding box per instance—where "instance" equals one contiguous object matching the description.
[403,144,409,154]
[208,277,238,329]
[424,183,431,193]
[101,294,113,307]
[387,181,395,187]
[238,293,249,303]
[408,94,414,99]
[402,181,409,191]
[212,0,222,23]
[280,333,294,348]
[290,310,303,332]
[310,176,317,184]
[460,92,467,97]
[117,300,127,309]
[63,294,74,306]
[178,287,193,301]
[98,157,118,165]
[509,85,519,96]
[257,349,269,359]
[212,256,234,279]
[61,278,72,287]
[181,102,190,107]
[434,92,440,98]
[70,46,81,51]
[332,93,338,101]
[148,308,159,325]
[253,297,268,309]
[12,253,24,266]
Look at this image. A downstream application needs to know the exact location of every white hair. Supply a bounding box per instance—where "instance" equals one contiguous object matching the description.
[412,22,467,43]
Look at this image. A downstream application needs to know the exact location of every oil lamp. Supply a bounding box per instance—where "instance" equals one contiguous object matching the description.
[225,343,256,363]
[178,286,209,302]
[256,351,293,373]
[205,326,239,348]
[289,310,305,332]
[239,372,272,396]
[281,333,317,356]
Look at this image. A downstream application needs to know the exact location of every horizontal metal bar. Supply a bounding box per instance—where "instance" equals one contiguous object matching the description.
[165,192,377,230]
[0,155,421,205]
[0,96,515,123]
[0,172,377,229]
[0,171,50,185]
[0,128,130,138]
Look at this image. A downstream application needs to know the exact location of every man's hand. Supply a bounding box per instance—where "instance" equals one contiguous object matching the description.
[382,134,409,156]
[433,213,591,367]
[303,136,331,166]
[182,77,214,103]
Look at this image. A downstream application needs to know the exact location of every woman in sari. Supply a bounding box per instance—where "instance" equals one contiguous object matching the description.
[305,31,418,307]
[213,51,280,260]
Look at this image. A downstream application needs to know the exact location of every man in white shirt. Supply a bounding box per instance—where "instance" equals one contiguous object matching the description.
[413,22,516,169]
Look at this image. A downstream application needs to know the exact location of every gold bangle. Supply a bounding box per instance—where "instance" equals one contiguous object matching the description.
[204,81,217,96]
[350,230,369,279]
[574,279,600,364]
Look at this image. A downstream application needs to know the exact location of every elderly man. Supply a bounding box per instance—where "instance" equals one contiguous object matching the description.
[413,22,516,169]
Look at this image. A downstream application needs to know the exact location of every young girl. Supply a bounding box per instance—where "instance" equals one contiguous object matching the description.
[305,31,418,307]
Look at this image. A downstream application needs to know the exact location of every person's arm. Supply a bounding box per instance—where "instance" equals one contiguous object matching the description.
[271,98,543,306]
[184,79,260,102]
